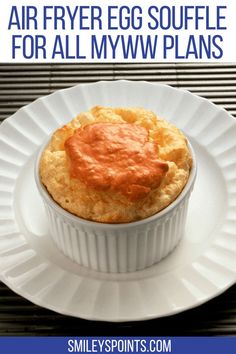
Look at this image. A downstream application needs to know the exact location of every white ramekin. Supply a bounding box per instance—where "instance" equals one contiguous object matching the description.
[35,140,197,273]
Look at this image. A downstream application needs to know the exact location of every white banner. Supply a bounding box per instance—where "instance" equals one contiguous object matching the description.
[0,0,236,62]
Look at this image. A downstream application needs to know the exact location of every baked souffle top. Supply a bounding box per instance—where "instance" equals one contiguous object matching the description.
[40,106,192,223]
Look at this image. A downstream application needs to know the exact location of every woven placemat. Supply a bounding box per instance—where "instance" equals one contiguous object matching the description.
[0,63,235,335]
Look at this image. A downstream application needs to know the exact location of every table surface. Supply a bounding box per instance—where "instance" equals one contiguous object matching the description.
[0,63,236,336]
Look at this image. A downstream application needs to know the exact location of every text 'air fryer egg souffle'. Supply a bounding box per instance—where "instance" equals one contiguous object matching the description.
[39,106,192,223]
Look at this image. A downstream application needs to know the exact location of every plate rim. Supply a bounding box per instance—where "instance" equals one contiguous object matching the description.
[0,80,236,322]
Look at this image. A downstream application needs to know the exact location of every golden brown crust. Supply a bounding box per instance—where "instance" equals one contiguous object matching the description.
[40,106,192,223]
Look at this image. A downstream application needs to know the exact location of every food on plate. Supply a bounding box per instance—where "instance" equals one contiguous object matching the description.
[39,106,192,223]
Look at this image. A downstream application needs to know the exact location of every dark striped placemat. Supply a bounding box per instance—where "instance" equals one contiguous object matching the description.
[0,63,235,335]
[1,63,236,121]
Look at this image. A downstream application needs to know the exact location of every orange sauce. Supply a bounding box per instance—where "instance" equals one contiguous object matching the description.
[64,123,168,201]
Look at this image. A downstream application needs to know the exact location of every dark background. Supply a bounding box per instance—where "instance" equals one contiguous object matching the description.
[0,63,236,335]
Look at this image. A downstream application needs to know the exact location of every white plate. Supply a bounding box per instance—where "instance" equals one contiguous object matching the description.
[0,81,236,322]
